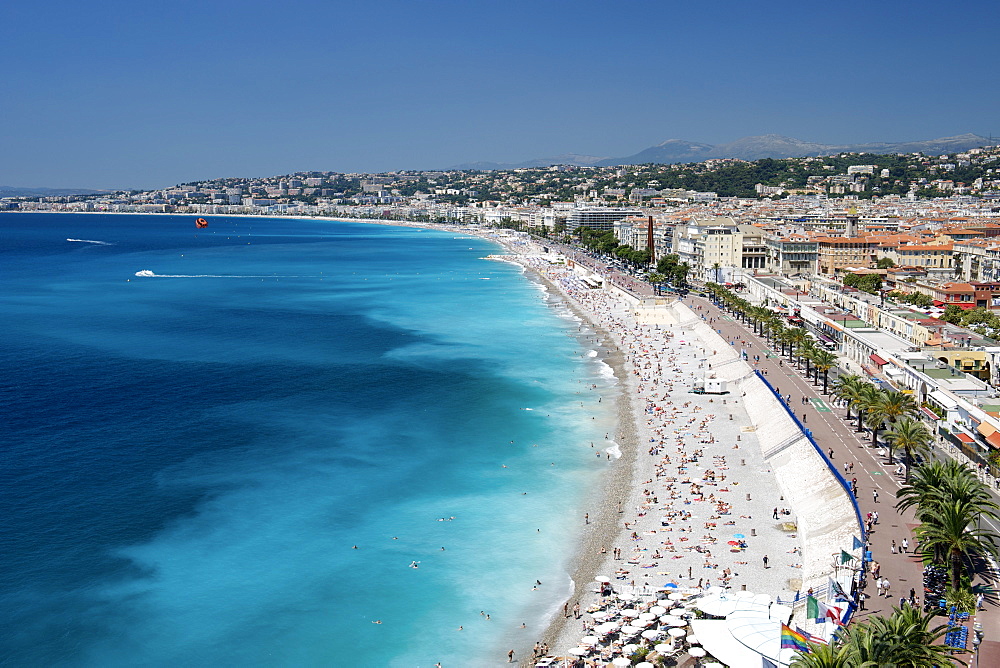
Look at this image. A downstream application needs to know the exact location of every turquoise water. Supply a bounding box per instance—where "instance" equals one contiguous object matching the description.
[0,213,618,666]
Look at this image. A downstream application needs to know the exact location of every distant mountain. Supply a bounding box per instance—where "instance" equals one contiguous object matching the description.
[448,153,608,170]
[595,133,993,166]
[448,133,994,171]
[0,185,106,197]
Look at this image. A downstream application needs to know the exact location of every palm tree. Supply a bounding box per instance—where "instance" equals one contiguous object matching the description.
[811,349,839,394]
[917,499,1000,591]
[857,605,958,667]
[882,418,933,481]
[788,642,853,668]
[876,390,919,425]
[832,374,865,423]
[793,606,962,667]
[787,327,809,367]
[858,385,885,438]
[796,340,815,376]
[869,390,919,454]
[896,459,976,516]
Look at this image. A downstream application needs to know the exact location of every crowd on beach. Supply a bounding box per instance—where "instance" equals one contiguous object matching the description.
[492,244,803,666]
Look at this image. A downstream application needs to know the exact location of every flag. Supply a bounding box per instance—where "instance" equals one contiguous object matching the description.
[829,576,847,599]
[841,549,852,564]
[796,625,828,645]
[807,595,843,624]
[762,656,779,668]
[852,535,864,550]
[781,623,811,652]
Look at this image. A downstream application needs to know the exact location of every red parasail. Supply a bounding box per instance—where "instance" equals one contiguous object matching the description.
[195,218,209,228]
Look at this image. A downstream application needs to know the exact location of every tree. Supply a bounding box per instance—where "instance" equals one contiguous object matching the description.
[843,272,883,295]
[917,499,1000,592]
[811,349,839,394]
[832,374,866,422]
[867,390,918,452]
[787,327,810,368]
[883,418,933,481]
[856,384,884,436]
[876,257,896,269]
[791,606,960,667]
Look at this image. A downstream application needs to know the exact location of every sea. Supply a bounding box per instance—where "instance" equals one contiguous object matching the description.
[0,213,620,667]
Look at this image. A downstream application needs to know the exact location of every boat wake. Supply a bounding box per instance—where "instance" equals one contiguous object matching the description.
[67,238,111,245]
[134,270,319,278]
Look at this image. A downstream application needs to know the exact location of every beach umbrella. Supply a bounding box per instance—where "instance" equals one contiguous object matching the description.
[611,659,631,667]
[567,647,589,656]
[595,575,611,583]
[668,628,686,638]
[591,611,608,620]
[667,592,685,601]
[704,663,724,668]
[687,633,700,644]
[595,622,619,635]
[621,624,643,635]
[654,643,673,653]
[636,617,655,627]
[688,646,707,658]
[641,629,662,640]
[580,635,599,645]
[727,540,740,545]
[733,533,745,539]
[636,662,655,668]
[620,608,639,617]
[650,605,666,615]
[622,643,639,653]
[666,616,687,627]
[662,582,678,589]
[638,612,656,621]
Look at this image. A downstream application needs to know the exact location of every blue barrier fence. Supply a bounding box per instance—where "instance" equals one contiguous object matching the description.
[752,369,866,626]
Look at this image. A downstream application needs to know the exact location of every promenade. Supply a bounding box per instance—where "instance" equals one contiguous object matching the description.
[691,291,1000,666]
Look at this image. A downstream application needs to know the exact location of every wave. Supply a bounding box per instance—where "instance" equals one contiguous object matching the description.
[67,238,111,245]
[596,360,617,381]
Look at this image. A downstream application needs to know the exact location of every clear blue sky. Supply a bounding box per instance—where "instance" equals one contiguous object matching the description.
[2,0,997,190]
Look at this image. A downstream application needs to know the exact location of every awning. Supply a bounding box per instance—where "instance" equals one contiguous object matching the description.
[988,432,1000,449]
[920,407,940,421]
[929,389,959,409]
[955,432,975,444]
[869,354,888,366]
[978,422,996,438]
[690,619,787,668]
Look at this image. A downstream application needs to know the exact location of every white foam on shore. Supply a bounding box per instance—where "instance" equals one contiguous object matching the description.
[596,360,617,381]
[604,442,622,460]
[586,350,598,358]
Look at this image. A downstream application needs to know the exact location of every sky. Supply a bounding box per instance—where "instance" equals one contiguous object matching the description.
[2,0,998,190]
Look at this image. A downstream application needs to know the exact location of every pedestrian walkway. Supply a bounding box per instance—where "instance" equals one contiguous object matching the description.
[690,292,999,664]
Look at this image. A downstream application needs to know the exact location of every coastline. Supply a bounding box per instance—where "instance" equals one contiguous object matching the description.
[26,211,856,664]
[514,258,641,654]
[484,235,817,666]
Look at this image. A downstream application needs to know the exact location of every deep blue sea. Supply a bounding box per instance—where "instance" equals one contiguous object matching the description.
[0,213,618,667]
